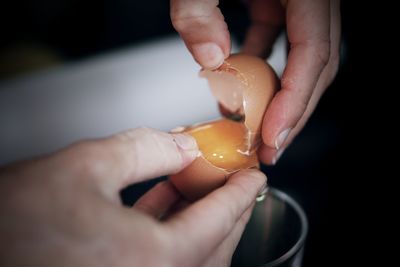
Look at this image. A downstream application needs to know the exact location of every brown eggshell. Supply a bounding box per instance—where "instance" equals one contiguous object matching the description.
[201,54,278,150]
[170,157,228,201]
[170,54,278,201]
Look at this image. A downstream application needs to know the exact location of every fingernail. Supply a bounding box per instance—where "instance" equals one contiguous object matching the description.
[173,133,198,151]
[172,133,199,165]
[274,128,291,150]
[192,42,225,70]
[272,148,285,165]
[243,169,267,194]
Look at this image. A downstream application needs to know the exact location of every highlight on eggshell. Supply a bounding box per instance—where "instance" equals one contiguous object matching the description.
[170,54,278,201]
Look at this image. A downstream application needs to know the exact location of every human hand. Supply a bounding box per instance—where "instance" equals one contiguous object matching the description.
[170,0,341,164]
[0,128,266,267]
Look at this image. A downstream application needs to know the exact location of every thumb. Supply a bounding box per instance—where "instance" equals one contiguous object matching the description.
[58,128,198,197]
[170,0,230,69]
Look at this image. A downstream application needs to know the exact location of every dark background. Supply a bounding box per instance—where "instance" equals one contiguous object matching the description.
[1,1,370,266]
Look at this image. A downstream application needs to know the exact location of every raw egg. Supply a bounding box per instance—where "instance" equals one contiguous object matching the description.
[170,54,278,201]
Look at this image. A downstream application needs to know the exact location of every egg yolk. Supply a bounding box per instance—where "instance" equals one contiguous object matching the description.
[186,119,258,172]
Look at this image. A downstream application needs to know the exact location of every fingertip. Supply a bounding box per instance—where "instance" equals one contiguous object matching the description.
[234,168,266,180]
[171,133,199,169]
[191,42,225,70]
[261,90,300,150]
[274,128,291,150]
[229,169,267,195]
[258,145,276,165]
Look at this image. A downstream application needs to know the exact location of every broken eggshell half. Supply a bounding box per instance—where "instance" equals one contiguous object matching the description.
[170,54,278,201]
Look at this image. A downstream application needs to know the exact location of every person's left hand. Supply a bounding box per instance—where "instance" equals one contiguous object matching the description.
[0,127,266,267]
[170,0,341,165]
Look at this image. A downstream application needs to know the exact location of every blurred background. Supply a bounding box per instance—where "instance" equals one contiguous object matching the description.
[0,1,364,266]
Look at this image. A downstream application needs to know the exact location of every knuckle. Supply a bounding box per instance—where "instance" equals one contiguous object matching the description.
[281,76,295,92]
[171,3,215,33]
[280,78,312,115]
[314,39,331,67]
[171,15,209,33]
[170,15,186,32]
[68,141,108,179]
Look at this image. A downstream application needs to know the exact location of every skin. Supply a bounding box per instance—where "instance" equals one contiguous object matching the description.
[0,2,340,264]
[170,0,341,164]
[0,128,266,267]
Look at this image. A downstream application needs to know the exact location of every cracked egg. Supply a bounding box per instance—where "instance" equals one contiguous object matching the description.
[170,54,278,201]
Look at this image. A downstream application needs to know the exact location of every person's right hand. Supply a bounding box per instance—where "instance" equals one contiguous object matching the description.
[0,127,266,267]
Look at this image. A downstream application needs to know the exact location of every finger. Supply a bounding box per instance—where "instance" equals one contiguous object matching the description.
[262,0,331,150]
[260,0,341,165]
[57,128,198,198]
[258,144,283,165]
[133,181,181,219]
[164,169,266,266]
[202,204,254,267]
[242,0,285,58]
[170,0,230,69]
[167,198,191,215]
